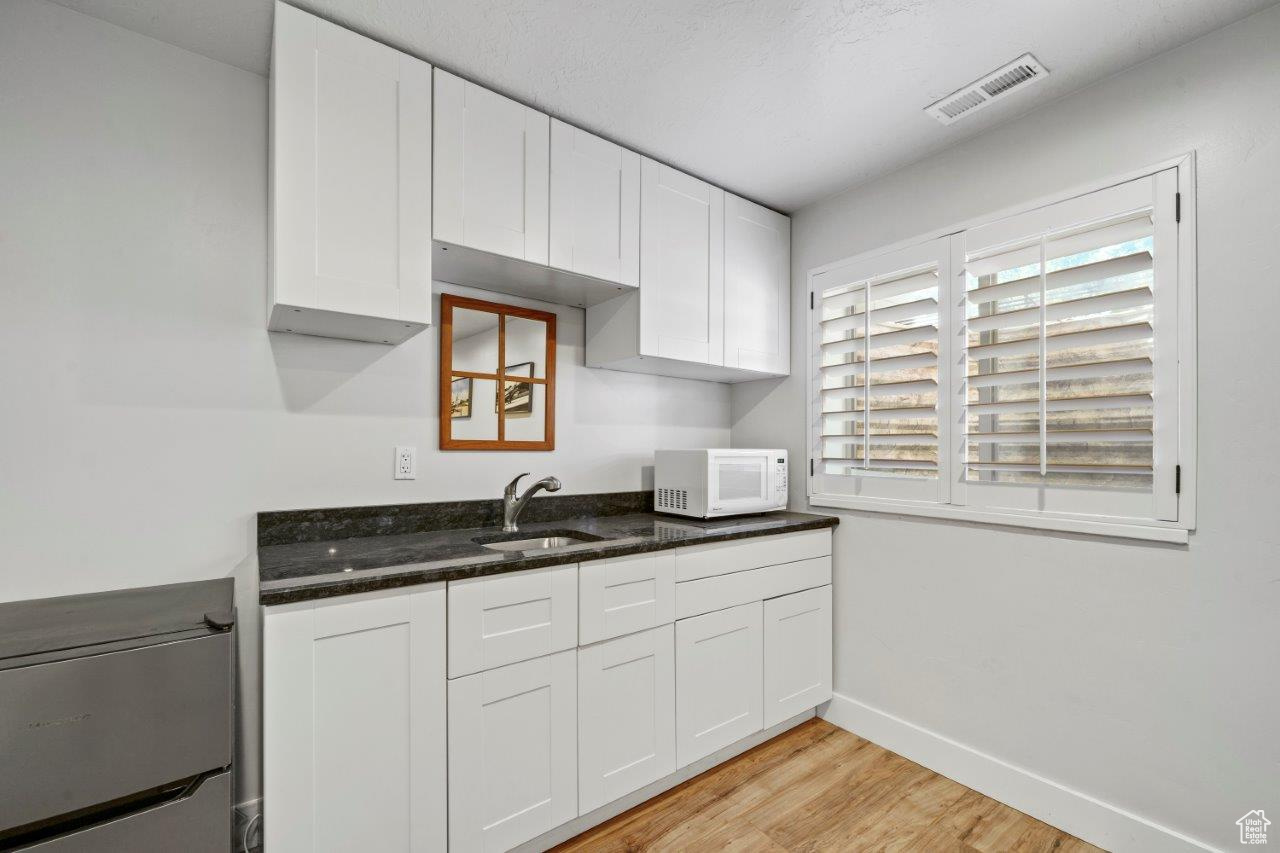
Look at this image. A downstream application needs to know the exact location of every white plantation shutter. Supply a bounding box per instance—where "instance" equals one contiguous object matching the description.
[808,163,1191,536]
[953,170,1179,521]
[810,237,950,502]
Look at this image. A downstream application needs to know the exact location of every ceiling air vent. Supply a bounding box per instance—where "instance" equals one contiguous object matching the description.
[926,53,1048,125]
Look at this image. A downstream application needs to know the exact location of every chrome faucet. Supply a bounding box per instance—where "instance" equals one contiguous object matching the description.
[502,473,562,532]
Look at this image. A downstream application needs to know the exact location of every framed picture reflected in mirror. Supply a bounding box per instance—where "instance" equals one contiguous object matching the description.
[497,362,533,416]
[450,377,472,419]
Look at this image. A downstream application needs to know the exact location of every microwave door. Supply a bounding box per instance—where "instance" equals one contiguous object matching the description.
[709,454,770,514]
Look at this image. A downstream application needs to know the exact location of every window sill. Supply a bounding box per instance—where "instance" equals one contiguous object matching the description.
[807,494,1189,544]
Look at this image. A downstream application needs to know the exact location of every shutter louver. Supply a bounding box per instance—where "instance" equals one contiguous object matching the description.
[819,263,940,479]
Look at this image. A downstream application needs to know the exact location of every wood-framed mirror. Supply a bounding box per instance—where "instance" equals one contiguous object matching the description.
[439,294,556,450]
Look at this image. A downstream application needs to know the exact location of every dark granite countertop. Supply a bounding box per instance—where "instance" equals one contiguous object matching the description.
[259,496,837,605]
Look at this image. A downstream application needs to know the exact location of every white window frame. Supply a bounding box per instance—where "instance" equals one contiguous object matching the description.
[806,154,1197,544]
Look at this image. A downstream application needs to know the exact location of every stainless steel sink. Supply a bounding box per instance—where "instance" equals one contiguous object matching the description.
[480,536,591,552]
[474,529,606,552]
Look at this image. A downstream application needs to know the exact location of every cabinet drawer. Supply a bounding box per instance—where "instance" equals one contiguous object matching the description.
[579,551,675,645]
[674,529,830,582]
[675,556,830,620]
[448,564,577,678]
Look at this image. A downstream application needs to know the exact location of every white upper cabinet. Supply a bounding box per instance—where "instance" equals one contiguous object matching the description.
[433,89,639,307]
[549,120,640,287]
[586,159,790,383]
[640,158,725,366]
[433,69,549,264]
[269,2,431,345]
[268,7,790,358]
[724,193,790,375]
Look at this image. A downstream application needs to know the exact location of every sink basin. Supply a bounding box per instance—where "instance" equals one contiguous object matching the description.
[481,536,590,552]
[474,529,606,552]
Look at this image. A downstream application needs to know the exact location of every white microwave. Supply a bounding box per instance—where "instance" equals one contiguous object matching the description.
[654,449,789,518]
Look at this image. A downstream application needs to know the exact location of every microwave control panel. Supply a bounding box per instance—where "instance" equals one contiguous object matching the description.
[775,454,788,501]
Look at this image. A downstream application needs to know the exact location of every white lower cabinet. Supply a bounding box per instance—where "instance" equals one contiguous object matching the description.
[262,587,446,853]
[578,626,676,814]
[264,530,833,853]
[763,586,833,727]
[674,601,764,768]
[447,650,578,852]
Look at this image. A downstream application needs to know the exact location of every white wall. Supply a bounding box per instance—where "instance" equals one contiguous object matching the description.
[733,6,1280,851]
[0,0,730,806]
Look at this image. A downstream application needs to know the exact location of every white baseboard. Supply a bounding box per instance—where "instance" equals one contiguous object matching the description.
[514,709,817,852]
[820,693,1219,853]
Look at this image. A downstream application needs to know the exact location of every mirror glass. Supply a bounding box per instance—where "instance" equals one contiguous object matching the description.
[440,295,555,450]
[450,308,500,374]
[504,316,547,379]
[502,381,545,443]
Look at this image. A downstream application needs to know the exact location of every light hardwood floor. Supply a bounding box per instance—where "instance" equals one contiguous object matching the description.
[554,718,1104,852]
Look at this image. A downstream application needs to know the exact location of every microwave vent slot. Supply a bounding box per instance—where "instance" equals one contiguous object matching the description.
[656,488,688,511]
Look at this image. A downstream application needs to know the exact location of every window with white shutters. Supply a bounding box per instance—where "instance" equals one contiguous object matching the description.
[810,237,949,503]
[955,170,1179,520]
[808,161,1194,540]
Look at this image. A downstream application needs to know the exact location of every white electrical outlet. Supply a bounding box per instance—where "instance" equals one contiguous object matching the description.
[394,446,416,480]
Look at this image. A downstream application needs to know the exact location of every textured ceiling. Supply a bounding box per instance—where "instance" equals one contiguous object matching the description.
[51,0,1277,211]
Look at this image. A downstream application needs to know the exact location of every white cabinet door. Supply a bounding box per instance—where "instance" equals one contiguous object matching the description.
[579,551,675,645]
[448,651,577,852]
[763,585,832,727]
[448,564,577,678]
[270,2,431,343]
[434,69,549,264]
[549,120,640,287]
[674,601,763,767]
[578,626,675,814]
[263,587,446,853]
[724,193,790,375]
[639,158,725,365]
